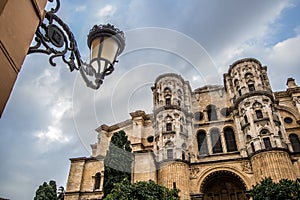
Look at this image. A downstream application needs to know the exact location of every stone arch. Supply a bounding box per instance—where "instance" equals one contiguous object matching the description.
[206,104,218,121]
[252,101,262,109]
[164,115,173,122]
[244,72,254,80]
[165,141,174,147]
[209,128,223,153]
[260,128,270,135]
[223,126,238,152]
[257,127,272,135]
[196,130,209,155]
[277,105,300,121]
[198,168,250,200]
[197,166,251,191]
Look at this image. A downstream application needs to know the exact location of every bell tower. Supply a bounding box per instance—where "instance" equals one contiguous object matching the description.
[151,73,193,199]
[224,58,296,182]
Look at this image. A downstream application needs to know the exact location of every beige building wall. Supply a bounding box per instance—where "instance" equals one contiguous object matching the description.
[0,0,47,117]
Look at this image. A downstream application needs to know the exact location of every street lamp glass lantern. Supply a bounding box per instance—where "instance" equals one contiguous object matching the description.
[83,24,126,89]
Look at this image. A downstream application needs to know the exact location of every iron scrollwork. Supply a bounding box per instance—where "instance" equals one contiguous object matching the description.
[28,0,82,72]
[28,0,125,89]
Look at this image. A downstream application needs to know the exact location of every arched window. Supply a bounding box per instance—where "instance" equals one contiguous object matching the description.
[289,134,300,153]
[182,151,185,160]
[224,128,237,152]
[255,110,263,119]
[166,123,172,131]
[167,149,173,159]
[165,141,174,159]
[250,142,255,153]
[94,172,101,190]
[263,137,272,149]
[238,89,242,96]
[164,87,172,106]
[211,129,223,153]
[165,116,172,131]
[197,131,208,155]
[177,90,182,106]
[248,83,255,91]
[234,79,239,86]
[207,105,218,121]
[246,135,252,143]
[165,98,171,106]
[244,115,248,123]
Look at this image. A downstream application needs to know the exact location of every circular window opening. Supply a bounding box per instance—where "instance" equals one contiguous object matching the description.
[147,136,154,143]
[194,112,204,120]
[221,107,231,117]
[284,117,293,124]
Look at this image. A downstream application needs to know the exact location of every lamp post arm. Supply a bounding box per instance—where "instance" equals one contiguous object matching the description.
[27,0,125,90]
[28,0,83,72]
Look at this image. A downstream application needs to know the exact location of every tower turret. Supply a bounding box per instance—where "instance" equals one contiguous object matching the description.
[151,73,193,199]
[224,58,296,182]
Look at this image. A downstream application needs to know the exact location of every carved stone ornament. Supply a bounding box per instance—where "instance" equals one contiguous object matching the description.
[293,96,300,104]
[190,166,200,179]
[241,161,253,174]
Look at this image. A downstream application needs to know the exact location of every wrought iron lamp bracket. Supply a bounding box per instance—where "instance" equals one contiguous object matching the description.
[28,0,82,72]
[27,0,125,89]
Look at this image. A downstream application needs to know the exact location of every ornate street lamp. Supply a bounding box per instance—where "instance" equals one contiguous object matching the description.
[28,0,125,89]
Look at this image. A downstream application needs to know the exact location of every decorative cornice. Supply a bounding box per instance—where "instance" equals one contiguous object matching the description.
[249,147,290,159]
[227,58,262,75]
[233,90,275,107]
[130,110,150,120]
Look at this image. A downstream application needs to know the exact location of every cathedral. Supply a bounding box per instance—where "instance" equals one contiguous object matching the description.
[65,58,300,200]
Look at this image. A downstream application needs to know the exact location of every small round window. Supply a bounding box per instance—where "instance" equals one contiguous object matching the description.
[147,136,154,143]
[194,112,204,120]
[284,117,293,124]
[221,107,231,117]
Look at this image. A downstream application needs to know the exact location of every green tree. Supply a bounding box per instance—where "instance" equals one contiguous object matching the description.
[103,130,133,197]
[249,177,300,200]
[103,179,180,200]
[34,180,57,200]
[34,180,65,200]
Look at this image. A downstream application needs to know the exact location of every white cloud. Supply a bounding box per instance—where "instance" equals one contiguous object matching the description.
[270,35,300,65]
[34,98,73,149]
[35,126,70,143]
[51,99,73,120]
[96,5,117,19]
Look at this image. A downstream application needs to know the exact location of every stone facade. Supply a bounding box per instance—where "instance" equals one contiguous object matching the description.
[65,58,300,200]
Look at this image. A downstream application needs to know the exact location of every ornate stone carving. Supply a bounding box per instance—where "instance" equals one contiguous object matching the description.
[189,166,200,179]
[241,161,253,174]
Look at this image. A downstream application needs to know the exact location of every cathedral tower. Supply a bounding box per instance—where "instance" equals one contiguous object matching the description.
[224,58,296,182]
[151,73,193,199]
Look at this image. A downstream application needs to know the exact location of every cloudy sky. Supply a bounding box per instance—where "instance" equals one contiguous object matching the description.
[1,0,300,199]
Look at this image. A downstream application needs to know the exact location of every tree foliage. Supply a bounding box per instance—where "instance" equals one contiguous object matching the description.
[103,130,133,197]
[103,179,180,200]
[249,177,300,200]
[34,180,64,200]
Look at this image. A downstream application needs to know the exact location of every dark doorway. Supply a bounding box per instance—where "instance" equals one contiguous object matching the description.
[201,171,248,200]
